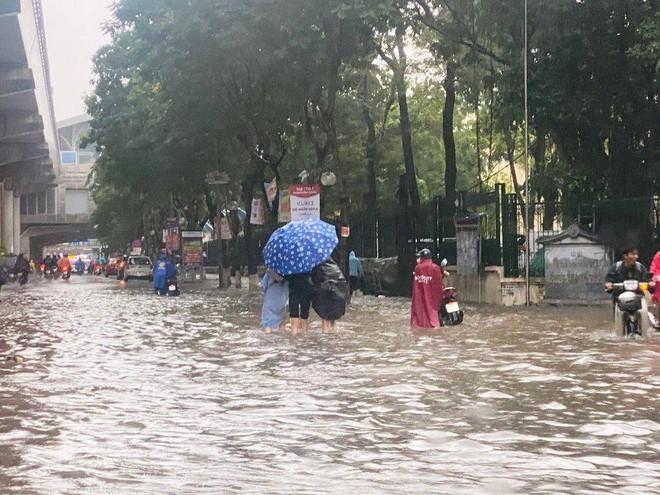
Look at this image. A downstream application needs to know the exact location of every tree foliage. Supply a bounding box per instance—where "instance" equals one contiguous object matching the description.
[88,0,659,252]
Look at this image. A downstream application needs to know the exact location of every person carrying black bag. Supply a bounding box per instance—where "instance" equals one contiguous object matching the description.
[311,258,348,333]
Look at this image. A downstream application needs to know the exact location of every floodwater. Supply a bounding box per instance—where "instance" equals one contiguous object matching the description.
[1,277,659,495]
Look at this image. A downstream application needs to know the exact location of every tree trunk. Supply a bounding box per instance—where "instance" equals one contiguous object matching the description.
[443,59,458,227]
[395,30,420,211]
[397,173,414,296]
[505,128,526,229]
[533,127,556,231]
[475,94,482,191]
[361,74,378,258]
[241,162,262,286]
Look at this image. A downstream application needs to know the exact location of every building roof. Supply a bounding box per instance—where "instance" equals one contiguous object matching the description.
[57,114,91,129]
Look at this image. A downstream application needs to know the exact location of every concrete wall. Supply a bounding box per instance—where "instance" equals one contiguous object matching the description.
[449,265,544,306]
[543,241,611,303]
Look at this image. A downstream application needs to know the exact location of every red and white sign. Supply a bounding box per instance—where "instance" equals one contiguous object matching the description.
[289,184,320,221]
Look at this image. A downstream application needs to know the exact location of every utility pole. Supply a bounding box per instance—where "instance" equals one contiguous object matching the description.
[524,0,531,306]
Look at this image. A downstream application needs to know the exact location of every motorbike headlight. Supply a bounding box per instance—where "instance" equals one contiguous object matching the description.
[623,280,639,291]
[639,282,649,292]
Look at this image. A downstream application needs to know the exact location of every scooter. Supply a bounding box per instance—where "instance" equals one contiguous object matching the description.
[166,278,180,297]
[609,280,652,338]
[439,259,464,326]
[61,267,71,281]
[441,286,464,326]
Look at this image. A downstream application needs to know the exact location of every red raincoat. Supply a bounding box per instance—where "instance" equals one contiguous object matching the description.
[410,258,444,329]
[650,251,660,304]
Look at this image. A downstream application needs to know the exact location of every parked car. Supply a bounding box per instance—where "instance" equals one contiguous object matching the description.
[122,256,153,281]
[104,257,120,277]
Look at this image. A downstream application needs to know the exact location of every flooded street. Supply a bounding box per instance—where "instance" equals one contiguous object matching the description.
[1,277,659,494]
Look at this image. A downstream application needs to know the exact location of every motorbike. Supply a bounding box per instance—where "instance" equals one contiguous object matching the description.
[609,280,652,338]
[18,271,28,286]
[438,259,464,326]
[440,286,464,326]
[60,267,71,281]
[166,278,180,297]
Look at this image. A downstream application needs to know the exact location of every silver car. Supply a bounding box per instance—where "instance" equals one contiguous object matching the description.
[123,256,153,281]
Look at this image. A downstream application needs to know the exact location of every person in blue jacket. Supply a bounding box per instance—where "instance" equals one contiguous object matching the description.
[153,253,177,295]
[74,257,86,274]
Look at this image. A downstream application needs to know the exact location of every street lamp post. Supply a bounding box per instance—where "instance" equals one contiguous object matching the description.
[524,0,531,306]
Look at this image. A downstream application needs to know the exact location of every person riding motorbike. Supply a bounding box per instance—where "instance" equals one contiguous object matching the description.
[14,254,30,284]
[605,247,653,294]
[74,257,86,274]
[48,254,59,270]
[117,255,129,280]
[57,254,72,278]
[605,247,656,333]
[153,253,177,295]
[410,248,445,329]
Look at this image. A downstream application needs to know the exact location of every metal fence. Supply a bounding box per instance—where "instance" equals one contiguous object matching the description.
[351,185,660,279]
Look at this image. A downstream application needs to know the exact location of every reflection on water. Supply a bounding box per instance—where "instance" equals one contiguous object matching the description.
[1,279,659,494]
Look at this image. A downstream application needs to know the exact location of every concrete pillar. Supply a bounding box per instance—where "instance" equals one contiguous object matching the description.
[13,195,21,254]
[1,187,15,253]
[0,183,3,248]
[456,223,480,276]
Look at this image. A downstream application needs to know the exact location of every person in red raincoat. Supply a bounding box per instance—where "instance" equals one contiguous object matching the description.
[410,249,445,329]
[650,250,660,322]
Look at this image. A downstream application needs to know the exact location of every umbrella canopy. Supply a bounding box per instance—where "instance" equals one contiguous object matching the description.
[263,219,338,276]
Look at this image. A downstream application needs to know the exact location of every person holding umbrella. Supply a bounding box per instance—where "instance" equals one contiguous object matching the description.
[263,218,339,336]
[286,272,314,335]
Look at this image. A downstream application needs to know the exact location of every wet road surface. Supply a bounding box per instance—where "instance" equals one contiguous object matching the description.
[1,277,659,494]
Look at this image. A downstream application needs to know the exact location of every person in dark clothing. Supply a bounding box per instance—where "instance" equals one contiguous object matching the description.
[311,259,348,333]
[605,247,652,298]
[285,273,313,336]
[14,254,29,284]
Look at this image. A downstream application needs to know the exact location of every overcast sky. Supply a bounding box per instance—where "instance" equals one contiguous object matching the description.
[43,0,114,122]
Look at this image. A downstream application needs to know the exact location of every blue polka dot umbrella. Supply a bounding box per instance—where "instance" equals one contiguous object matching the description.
[263,219,338,276]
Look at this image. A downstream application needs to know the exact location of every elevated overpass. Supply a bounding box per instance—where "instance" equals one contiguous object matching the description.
[21,114,97,258]
[0,0,59,255]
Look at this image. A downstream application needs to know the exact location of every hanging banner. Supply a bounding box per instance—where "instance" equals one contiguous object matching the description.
[214,215,233,240]
[250,198,265,225]
[165,228,180,251]
[289,184,320,221]
[278,189,291,223]
[264,178,278,208]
